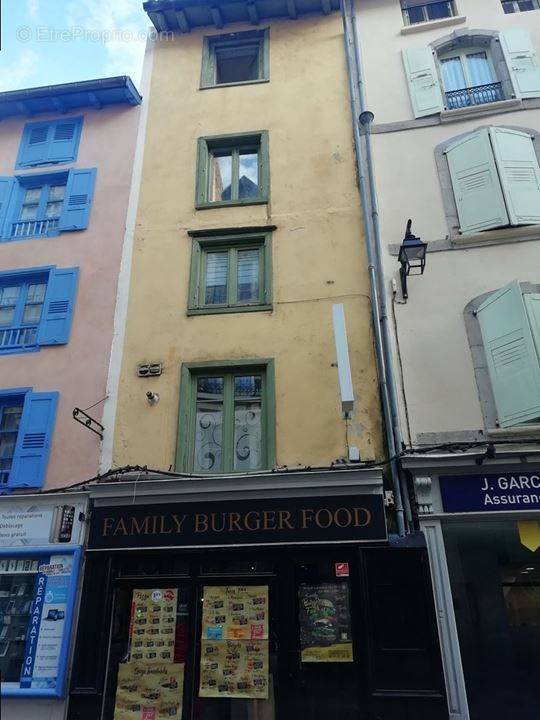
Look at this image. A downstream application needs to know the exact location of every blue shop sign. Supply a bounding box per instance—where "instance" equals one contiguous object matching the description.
[440,472,540,512]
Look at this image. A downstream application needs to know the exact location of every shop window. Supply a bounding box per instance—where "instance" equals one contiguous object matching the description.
[0,388,58,490]
[201,29,269,88]
[188,231,272,315]
[0,169,97,241]
[402,28,540,118]
[196,132,269,209]
[16,117,83,168]
[502,0,540,11]
[176,360,275,474]
[401,0,457,25]
[0,266,78,354]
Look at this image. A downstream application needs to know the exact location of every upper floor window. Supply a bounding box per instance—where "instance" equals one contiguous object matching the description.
[401,0,457,26]
[17,117,83,169]
[201,29,269,88]
[0,266,78,354]
[402,28,540,118]
[0,169,96,241]
[196,132,269,209]
[0,388,58,491]
[502,0,539,12]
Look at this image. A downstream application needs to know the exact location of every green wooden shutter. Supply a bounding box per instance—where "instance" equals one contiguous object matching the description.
[524,293,540,360]
[402,47,444,118]
[500,28,540,100]
[477,280,540,427]
[489,127,540,227]
[446,129,509,234]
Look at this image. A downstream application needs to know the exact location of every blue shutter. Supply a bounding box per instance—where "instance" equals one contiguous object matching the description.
[402,47,444,118]
[48,118,83,164]
[0,177,16,238]
[17,123,53,167]
[9,392,58,489]
[58,168,97,231]
[37,267,79,346]
[500,28,540,100]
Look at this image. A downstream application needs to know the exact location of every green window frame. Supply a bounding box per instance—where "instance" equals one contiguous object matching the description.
[200,29,270,89]
[188,231,272,315]
[176,359,276,474]
[195,131,269,209]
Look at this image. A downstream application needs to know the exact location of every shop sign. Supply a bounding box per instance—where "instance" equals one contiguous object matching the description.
[0,502,84,547]
[440,472,540,513]
[88,495,387,550]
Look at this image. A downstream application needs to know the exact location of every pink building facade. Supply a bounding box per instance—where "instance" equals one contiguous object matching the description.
[0,77,141,492]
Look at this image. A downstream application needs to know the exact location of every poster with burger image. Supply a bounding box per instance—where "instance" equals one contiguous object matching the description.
[298,583,353,662]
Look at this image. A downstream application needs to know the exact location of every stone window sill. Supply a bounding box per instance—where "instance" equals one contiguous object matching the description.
[453,224,540,248]
[487,425,540,440]
[440,98,522,123]
[400,15,466,35]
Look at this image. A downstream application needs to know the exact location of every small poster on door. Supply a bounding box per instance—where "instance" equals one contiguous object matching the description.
[113,661,184,720]
[298,583,353,662]
[199,639,269,699]
[201,586,268,641]
[128,589,178,662]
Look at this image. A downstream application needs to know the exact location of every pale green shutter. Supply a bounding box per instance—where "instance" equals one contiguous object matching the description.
[477,280,540,427]
[402,47,444,118]
[489,127,540,227]
[446,129,509,234]
[500,28,540,99]
[524,294,540,359]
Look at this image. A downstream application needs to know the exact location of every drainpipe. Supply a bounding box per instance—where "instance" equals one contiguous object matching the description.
[341,0,411,535]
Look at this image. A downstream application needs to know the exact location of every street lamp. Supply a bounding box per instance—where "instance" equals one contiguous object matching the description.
[398,219,428,300]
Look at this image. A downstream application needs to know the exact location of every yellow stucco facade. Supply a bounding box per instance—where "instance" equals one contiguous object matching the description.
[112,10,383,471]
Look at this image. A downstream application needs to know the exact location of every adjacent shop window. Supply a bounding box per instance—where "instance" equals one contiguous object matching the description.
[440,126,540,235]
[0,266,79,354]
[402,28,540,118]
[201,29,269,88]
[0,389,58,490]
[188,232,272,315]
[176,361,276,473]
[466,280,540,429]
[0,169,97,241]
[401,0,457,26]
[196,132,269,209]
[16,117,83,168]
[502,0,540,11]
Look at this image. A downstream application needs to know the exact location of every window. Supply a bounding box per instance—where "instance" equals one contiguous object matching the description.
[444,126,540,235]
[201,29,269,88]
[196,132,269,209]
[188,232,272,314]
[401,0,456,25]
[176,361,275,473]
[17,117,83,168]
[0,389,58,490]
[502,0,540,12]
[0,267,78,354]
[402,28,540,118]
[0,169,96,241]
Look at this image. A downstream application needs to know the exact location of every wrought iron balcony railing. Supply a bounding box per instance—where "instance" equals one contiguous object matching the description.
[10,218,59,239]
[445,82,503,110]
[0,325,38,351]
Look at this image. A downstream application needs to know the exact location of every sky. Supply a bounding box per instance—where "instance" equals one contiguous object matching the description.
[0,0,150,92]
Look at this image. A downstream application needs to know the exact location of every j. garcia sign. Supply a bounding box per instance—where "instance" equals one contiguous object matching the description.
[440,472,540,513]
[88,495,387,549]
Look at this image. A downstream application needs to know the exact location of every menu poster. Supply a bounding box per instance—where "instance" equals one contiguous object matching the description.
[128,589,178,663]
[199,586,269,699]
[201,586,268,641]
[298,583,354,663]
[113,662,184,720]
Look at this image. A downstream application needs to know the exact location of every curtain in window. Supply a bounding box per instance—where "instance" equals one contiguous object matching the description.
[205,252,228,304]
[237,249,260,302]
[466,52,493,87]
[440,57,466,90]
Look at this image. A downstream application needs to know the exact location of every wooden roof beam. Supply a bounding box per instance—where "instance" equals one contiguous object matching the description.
[211,5,225,28]
[287,0,298,18]
[321,0,332,14]
[175,9,191,32]
[247,1,260,24]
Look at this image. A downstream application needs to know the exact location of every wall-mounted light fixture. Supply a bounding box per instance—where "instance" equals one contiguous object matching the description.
[398,219,428,300]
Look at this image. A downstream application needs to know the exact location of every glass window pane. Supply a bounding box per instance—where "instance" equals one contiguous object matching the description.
[49,185,65,202]
[22,304,43,325]
[238,151,259,199]
[518,0,535,9]
[27,284,46,304]
[20,204,39,221]
[501,1,516,11]
[0,286,20,307]
[0,433,17,459]
[426,2,453,19]
[466,52,494,86]
[234,375,262,471]
[46,201,63,218]
[204,252,228,305]
[0,308,15,326]
[440,57,467,91]
[406,6,426,23]
[24,187,42,204]
[237,248,260,303]
[194,377,224,472]
[210,152,233,202]
[215,43,260,84]
[0,406,22,431]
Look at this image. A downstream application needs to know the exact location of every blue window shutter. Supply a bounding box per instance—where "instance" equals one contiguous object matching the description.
[37,267,79,346]
[0,177,17,238]
[58,168,97,231]
[500,28,540,100]
[524,293,540,359]
[402,47,444,118]
[17,123,53,167]
[477,280,540,428]
[9,392,58,489]
[48,118,83,164]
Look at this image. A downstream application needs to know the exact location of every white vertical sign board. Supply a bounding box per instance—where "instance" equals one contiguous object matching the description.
[332,304,355,413]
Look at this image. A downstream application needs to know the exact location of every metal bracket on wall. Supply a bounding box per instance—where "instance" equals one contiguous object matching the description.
[73,408,104,439]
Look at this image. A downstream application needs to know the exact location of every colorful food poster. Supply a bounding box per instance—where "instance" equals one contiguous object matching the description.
[298,583,354,663]
[199,586,269,699]
[201,586,268,641]
[128,589,178,663]
[113,662,184,720]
